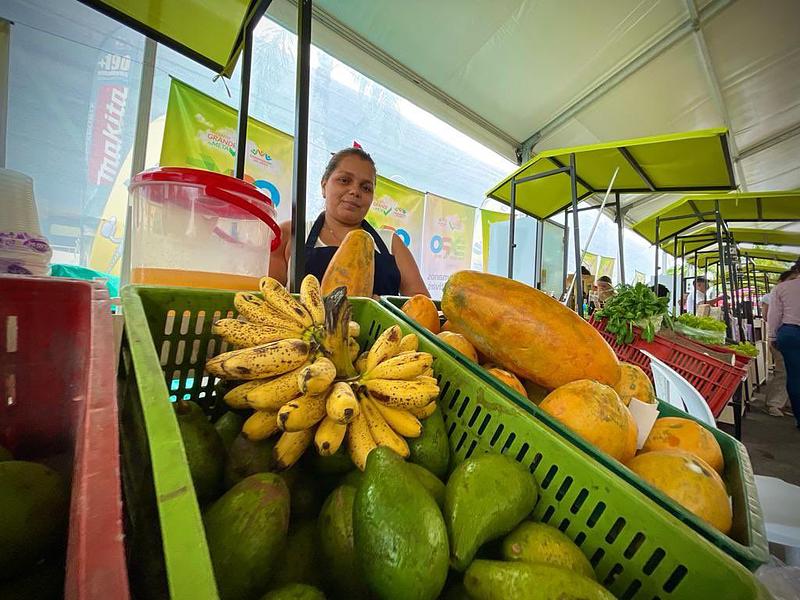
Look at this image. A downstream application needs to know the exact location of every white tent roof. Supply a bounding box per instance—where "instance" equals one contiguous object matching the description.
[267,0,800,221]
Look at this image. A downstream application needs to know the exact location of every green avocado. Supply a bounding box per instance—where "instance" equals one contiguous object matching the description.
[0,461,68,574]
[282,468,323,520]
[408,407,450,479]
[502,522,595,580]
[0,445,13,462]
[353,447,448,600]
[204,473,290,600]
[311,447,354,475]
[214,411,245,453]
[269,520,322,589]
[446,453,539,571]
[174,400,225,504]
[260,583,325,600]
[224,433,276,490]
[318,485,369,599]
[464,560,615,600]
[405,462,445,509]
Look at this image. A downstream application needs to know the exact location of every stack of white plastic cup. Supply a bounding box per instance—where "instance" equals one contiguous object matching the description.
[0,168,52,276]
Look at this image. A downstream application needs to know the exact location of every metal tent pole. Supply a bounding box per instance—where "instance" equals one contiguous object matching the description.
[680,240,687,312]
[507,179,517,279]
[654,218,660,292]
[562,209,569,298]
[289,0,312,292]
[615,192,625,283]
[234,24,253,179]
[534,217,544,289]
[569,153,583,313]
[714,203,732,339]
[672,237,679,313]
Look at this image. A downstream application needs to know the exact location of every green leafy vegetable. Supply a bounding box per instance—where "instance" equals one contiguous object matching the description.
[726,342,758,357]
[595,283,670,344]
[676,313,727,332]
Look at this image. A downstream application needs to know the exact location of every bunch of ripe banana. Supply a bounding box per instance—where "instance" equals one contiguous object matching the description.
[205,275,440,471]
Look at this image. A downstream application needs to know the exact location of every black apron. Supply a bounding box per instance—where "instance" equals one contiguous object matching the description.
[304,212,402,296]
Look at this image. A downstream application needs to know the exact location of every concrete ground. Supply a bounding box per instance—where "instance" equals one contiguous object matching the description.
[725,392,799,486]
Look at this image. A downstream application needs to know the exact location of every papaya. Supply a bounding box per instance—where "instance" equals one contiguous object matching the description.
[437,331,477,361]
[627,450,732,534]
[540,380,636,462]
[613,363,656,405]
[0,461,68,574]
[486,367,527,398]
[204,473,290,600]
[402,295,441,334]
[321,228,374,297]
[641,417,724,474]
[441,271,620,389]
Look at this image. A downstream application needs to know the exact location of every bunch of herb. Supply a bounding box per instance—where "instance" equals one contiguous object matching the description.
[596,283,670,344]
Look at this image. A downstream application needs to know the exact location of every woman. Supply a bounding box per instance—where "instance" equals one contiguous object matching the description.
[269,148,429,296]
[767,269,800,428]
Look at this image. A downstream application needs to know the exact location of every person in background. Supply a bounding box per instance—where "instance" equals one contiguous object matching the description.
[762,288,789,417]
[269,147,428,297]
[684,276,708,314]
[651,283,670,300]
[767,269,800,428]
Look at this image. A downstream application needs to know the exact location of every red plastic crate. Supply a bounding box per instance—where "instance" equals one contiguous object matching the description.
[0,276,129,600]
[590,317,747,417]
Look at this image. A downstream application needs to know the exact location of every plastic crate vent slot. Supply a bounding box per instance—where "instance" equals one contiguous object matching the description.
[164,310,176,334]
[500,432,516,454]
[662,565,688,593]
[179,311,191,335]
[159,341,171,366]
[620,579,642,600]
[194,311,206,334]
[541,505,555,523]
[624,532,646,559]
[477,413,491,436]
[587,502,606,528]
[642,548,665,575]
[454,431,468,454]
[515,442,530,462]
[602,563,624,587]
[448,387,461,410]
[555,475,573,501]
[190,339,201,364]
[186,369,196,391]
[447,421,457,438]
[573,531,586,547]
[529,452,542,473]
[457,395,470,418]
[440,380,451,403]
[5,315,18,352]
[590,548,605,567]
[464,439,477,459]
[206,339,217,361]
[605,517,626,544]
[175,340,186,365]
[489,423,505,447]
[541,464,558,489]
[558,518,570,532]
[467,405,482,427]
[570,488,589,514]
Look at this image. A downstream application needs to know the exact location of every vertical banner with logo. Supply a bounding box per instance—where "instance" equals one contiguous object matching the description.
[366,178,425,262]
[634,270,646,284]
[160,79,295,223]
[582,252,599,277]
[421,194,476,298]
[85,27,140,270]
[480,209,509,271]
[597,256,616,281]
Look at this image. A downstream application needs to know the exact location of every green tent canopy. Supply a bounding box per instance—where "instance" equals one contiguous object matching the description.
[663,227,800,255]
[689,247,799,268]
[634,191,800,243]
[80,0,268,74]
[486,129,735,219]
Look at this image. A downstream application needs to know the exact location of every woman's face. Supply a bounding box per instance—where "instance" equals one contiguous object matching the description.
[322,155,376,226]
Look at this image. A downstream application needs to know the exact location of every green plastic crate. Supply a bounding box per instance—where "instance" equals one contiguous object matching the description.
[380,297,769,572]
[120,286,767,600]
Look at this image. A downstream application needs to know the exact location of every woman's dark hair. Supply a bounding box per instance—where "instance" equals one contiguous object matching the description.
[580,266,591,276]
[598,275,612,284]
[321,148,376,185]
[651,283,670,298]
[779,269,796,282]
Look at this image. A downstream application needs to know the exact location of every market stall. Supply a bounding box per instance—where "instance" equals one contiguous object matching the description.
[4,0,799,598]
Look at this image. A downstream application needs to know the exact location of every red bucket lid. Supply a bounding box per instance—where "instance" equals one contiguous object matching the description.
[130,167,281,250]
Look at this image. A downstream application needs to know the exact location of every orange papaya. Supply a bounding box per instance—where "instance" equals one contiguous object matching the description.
[321,229,374,297]
[441,271,620,389]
